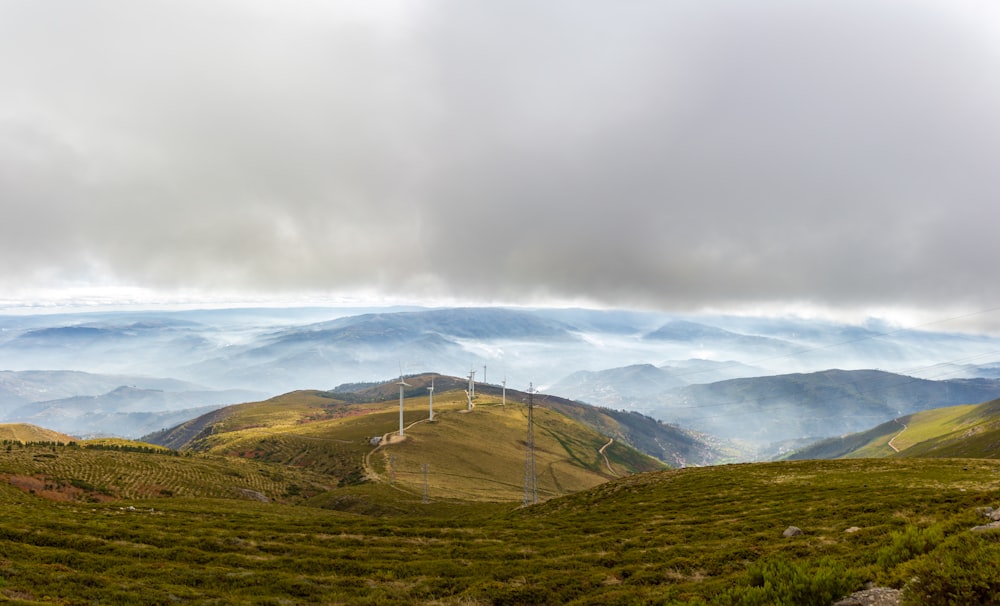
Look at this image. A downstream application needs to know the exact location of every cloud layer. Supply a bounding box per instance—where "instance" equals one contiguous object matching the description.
[2,1,999,318]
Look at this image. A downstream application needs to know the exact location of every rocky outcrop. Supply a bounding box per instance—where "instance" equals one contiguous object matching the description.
[833,587,902,606]
[971,506,1000,532]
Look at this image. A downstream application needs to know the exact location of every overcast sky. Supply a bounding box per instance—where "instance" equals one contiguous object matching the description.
[2,1,1000,326]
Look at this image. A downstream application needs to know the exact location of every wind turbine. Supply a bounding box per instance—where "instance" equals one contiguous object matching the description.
[428,378,435,422]
[502,376,507,407]
[467,369,476,401]
[397,370,410,436]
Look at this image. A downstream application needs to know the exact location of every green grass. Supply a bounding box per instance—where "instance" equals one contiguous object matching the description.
[791,398,1000,461]
[0,442,331,503]
[374,401,662,502]
[0,424,74,443]
[895,399,1000,459]
[1,448,1000,604]
[6,388,1000,603]
[166,388,665,503]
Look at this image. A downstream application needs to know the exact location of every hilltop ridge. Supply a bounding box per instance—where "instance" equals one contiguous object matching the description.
[0,423,75,443]
[144,374,679,501]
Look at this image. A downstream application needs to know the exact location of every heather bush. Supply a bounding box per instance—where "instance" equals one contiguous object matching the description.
[717,557,859,606]
[900,532,1000,606]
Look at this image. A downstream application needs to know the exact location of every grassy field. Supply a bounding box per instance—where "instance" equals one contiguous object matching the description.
[158,387,665,503]
[1,445,1000,604]
[4,389,1000,604]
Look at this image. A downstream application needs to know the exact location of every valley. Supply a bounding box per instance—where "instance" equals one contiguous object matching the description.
[4,306,1000,462]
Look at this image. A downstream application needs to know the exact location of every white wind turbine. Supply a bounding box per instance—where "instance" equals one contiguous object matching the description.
[397,368,410,436]
[466,369,476,410]
[428,378,435,421]
[502,376,507,407]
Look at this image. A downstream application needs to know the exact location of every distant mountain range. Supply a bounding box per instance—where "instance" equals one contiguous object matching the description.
[4,306,1000,452]
[0,370,264,439]
[619,368,1000,446]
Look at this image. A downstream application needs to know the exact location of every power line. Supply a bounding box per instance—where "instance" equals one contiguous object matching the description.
[523,383,538,507]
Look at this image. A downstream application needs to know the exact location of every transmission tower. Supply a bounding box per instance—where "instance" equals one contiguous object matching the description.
[523,383,538,506]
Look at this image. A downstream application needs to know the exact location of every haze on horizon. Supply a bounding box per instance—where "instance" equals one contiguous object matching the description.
[3,1,1000,331]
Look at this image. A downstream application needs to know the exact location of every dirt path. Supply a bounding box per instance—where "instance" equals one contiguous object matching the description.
[598,437,619,477]
[887,419,907,453]
[362,414,438,482]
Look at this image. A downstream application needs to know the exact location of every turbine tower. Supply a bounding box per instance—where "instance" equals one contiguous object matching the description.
[467,369,476,401]
[428,378,435,421]
[397,372,410,436]
[502,377,507,407]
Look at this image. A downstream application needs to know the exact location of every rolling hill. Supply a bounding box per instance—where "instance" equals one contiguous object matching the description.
[789,397,1000,460]
[0,423,75,443]
[644,369,1000,445]
[2,372,1000,602]
[144,374,673,501]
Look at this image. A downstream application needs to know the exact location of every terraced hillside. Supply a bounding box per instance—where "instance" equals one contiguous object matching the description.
[0,441,330,503]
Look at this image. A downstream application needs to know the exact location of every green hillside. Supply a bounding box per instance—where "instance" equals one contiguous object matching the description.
[891,398,1000,458]
[0,423,75,444]
[4,380,1000,603]
[0,440,331,503]
[146,377,667,502]
[0,453,998,604]
[789,398,1000,461]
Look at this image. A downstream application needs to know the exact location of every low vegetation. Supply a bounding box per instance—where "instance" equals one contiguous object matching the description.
[149,382,667,502]
[0,452,998,604]
[790,397,1000,460]
[2,383,1000,603]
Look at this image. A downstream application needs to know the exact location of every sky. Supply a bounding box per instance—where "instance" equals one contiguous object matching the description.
[2,1,1000,328]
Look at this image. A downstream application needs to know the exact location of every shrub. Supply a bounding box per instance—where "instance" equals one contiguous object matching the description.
[716,557,859,606]
[900,533,1000,606]
[876,524,945,571]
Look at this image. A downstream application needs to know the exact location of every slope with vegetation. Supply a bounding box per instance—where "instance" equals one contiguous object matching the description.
[789,397,1000,461]
[146,375,668,501]
[3,377,1000,603]
[648,369,1000,444]
[0,423,75,444]
[0,451,998,604]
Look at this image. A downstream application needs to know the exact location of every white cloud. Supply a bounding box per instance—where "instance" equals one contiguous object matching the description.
[2,1,999,327]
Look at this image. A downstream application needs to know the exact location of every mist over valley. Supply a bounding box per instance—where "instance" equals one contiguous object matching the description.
[4,306,1000,461]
